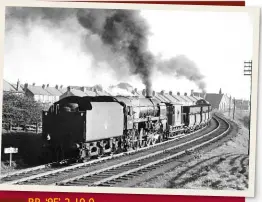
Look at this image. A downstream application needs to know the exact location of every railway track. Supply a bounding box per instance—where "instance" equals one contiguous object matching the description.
[0,119,213,184]
[0,113,231,186]
[55,113,230,187]
[0,117,216,185]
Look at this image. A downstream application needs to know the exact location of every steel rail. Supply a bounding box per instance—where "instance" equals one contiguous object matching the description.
[55,115,224,186]
[2,120,211,185]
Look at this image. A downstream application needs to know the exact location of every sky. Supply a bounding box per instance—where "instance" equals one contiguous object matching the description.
[3,7,254,100]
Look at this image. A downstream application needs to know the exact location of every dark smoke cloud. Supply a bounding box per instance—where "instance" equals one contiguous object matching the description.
[157,55,206,91]
[5,7,77,32]
[6,7,206,91]
[77,9,154,89]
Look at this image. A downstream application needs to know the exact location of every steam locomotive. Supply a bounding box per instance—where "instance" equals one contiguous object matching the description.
[41,90,212,163]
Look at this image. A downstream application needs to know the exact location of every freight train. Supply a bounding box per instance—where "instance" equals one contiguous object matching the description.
[41,91,212,163]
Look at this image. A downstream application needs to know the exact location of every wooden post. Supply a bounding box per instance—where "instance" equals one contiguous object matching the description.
[9,153,12,167]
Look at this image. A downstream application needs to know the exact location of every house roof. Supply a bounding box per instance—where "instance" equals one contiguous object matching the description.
[152,93,168,102]
[11,84,23,92]
[3,80,24,92]
[180,95,194,103]
[26,85,51,96]
[57,88,67,94]
[162,93,180,104]
[3,80,16,92]
[45,87,63,96]
[188,96,199,102]
[171,94,188,103]
[205,93,224,109]
[59,88,97,99]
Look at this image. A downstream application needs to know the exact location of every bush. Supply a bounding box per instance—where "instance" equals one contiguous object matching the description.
[1,93,46,166]
[2,93,45,126]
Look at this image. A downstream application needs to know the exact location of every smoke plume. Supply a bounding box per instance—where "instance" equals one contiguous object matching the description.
[157,55,206,91]
[6,7,206,91]
[76,9,154,90]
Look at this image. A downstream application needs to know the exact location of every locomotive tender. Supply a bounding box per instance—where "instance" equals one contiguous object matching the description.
[41,89,212,162]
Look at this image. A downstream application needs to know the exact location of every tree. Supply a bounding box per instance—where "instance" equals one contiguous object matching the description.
[2,93,45,126]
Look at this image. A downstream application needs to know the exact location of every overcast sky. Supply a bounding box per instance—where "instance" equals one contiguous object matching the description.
[4,7,253,100]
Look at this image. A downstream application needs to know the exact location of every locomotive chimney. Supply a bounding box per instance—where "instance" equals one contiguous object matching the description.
[160,90,165,96]
[146,86,152,98]
[184,92,187,96]
[169,91,172,95]
[177,92,180,96]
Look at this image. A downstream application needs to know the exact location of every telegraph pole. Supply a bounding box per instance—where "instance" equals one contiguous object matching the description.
[244,60,252,156]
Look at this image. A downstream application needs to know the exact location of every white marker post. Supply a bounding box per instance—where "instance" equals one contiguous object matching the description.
[4,147,18,167]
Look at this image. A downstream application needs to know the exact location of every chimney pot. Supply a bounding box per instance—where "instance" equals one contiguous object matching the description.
[80,86,85,92]
[67,86,71,91]
[142,89,146,96]
[169,91,172,95]
[32,83,35,86]
[152,91,155,96]
[42,84,45,89]
[47,84,49,88]
[16,79,20,91]
[55,85,58,89]
[161,90,165,95]
[24,83,28,89]
[191,89,194,96]
[177,92,180,96]
[60,85,63,89]
[134,88,137,93]
[184,92,187,96]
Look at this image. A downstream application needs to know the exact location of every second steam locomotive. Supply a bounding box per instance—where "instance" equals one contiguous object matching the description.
[41,89,212,163]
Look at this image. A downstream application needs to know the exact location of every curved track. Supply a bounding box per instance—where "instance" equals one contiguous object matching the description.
[0,113,234,186]
[56,113,230,187]
[0,120,214,184]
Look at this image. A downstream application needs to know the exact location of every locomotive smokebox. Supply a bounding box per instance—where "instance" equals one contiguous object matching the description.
[146,86,153,98]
